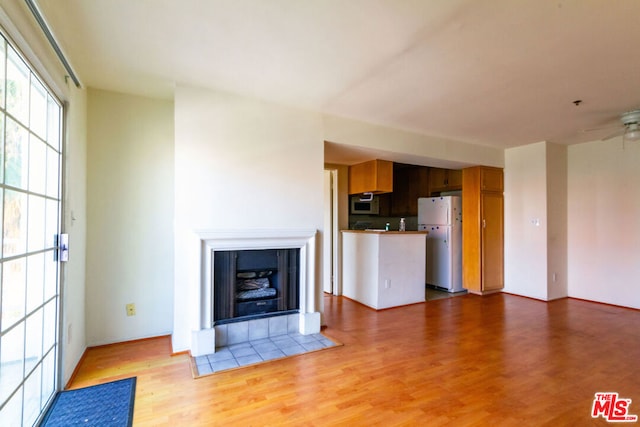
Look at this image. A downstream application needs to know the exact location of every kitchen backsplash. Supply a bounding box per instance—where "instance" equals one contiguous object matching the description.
[349,215,418,231]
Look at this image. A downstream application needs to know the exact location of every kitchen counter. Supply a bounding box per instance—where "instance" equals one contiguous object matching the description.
[344,230,428,235]
[341,230,427,310]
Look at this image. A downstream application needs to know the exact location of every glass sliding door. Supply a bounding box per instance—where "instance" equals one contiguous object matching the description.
[0,33,62,426]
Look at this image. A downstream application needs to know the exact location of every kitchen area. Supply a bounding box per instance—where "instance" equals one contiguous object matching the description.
[338,160,504,310]
[348,161,462,233]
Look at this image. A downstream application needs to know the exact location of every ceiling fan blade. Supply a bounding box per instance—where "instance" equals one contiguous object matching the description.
[582,124,619,133]
[602,129,625,141]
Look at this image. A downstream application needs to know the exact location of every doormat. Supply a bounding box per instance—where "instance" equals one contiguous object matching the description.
[40,377,136,427]
[190,332,342,378]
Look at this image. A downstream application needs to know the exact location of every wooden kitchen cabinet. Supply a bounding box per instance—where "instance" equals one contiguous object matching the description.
[348,159,393,195]
[462,166,504,294]
[429,168,462,194]
[448,169,462,188]
[480,167,503,192]
[390,165,429,216]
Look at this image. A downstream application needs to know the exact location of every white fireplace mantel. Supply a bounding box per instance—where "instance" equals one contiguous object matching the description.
[188,229,321,356]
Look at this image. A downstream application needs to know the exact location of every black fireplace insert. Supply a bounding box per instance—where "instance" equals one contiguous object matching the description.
[213,248,300,323]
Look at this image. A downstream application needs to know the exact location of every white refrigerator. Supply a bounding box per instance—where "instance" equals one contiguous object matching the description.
[417,196,463,292]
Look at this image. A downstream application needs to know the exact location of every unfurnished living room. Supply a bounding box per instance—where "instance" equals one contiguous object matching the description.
[0,1,639,426]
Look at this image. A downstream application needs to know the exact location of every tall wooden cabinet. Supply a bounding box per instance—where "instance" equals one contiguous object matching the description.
[462,166,504,294]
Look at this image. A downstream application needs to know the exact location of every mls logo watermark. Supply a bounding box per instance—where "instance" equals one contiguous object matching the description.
[592,392,638,422]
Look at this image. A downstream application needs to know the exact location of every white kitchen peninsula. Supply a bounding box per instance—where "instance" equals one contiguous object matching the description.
[341,230,428,310]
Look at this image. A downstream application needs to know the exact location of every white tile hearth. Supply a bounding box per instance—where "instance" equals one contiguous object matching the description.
[192,331,340,377]
[213,314,300,348]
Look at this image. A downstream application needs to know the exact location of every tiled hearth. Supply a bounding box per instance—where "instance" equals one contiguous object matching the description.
[193,331,338,376]
[215,313,301,347]
[192,313,339,376]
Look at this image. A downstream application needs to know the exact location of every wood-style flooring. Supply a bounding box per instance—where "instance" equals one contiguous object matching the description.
[67,293,640,426]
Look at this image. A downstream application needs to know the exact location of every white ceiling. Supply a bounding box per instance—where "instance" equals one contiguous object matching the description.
[36,0,640,155]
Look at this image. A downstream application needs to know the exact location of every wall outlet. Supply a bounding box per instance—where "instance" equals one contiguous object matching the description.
[126,303,136,316]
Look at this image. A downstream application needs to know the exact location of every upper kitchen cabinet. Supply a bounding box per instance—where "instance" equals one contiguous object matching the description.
[390,164,429,216]
[348,159,393,195]
[479,167,503,192]
[429,168,462,194]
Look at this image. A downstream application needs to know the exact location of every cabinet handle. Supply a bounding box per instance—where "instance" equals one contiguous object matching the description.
[482,219,486,228]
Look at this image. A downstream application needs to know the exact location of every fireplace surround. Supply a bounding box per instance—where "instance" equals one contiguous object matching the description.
[189,229,320,356]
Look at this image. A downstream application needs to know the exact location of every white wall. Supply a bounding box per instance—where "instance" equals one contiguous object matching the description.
[567,138,640,309]
[504,142,549,299]
[86,89,174,345]
[505,137,639,309]
[504,141,568,301]
[546,142,568,300]
[173,86,325,352]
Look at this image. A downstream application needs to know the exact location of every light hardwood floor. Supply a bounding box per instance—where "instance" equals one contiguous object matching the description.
[67,294,640,426]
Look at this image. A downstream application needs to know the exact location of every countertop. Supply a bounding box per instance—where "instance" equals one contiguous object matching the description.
[341,230,428,235]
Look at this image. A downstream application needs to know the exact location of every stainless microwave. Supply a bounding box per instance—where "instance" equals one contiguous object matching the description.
[350,195,379,215]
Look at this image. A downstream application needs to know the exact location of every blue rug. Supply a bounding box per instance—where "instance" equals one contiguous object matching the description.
[41,377,136,427]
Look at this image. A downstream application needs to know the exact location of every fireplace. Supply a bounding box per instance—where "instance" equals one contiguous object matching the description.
[213,248,300,322]
[186,229,321,357]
